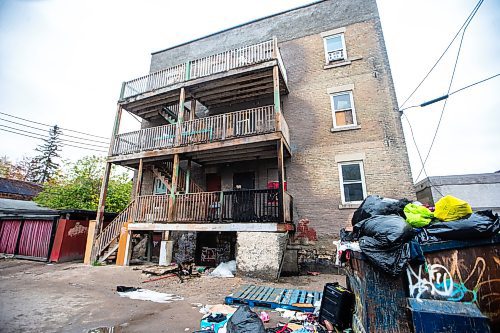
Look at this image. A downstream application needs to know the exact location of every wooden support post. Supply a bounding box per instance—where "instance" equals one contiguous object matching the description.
[175,88,186,145]
[190,99,197,121]
[185,158,192,194]
[109,105,123,156]
[95,162,112,234]
[273,65,281,131]
[277,139,286,223]
[135,159,144,198]
[167,154,180,222]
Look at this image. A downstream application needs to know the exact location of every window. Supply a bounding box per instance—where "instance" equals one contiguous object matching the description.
[338,161,367,204]
[330,91,357,128]
[323,34,346,63]
[153,178,167,195]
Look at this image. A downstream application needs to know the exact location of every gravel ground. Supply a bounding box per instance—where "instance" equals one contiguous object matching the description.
[0,259,345,333]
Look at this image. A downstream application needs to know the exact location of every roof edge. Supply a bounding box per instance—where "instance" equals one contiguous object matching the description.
[150,0,327,55]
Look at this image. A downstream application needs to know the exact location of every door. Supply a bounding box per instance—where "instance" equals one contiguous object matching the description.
[232,172,256,222]
[206,174,221,192]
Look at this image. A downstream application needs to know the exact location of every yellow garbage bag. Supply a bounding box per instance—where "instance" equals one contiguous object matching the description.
[434,195,472,222]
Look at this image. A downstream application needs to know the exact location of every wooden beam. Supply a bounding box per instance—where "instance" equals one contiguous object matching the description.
[185,158,191,194]
[273,65,282,132]
[190,143,275,159]
[135,159,144,198]
[175,87,186,144]
[96,162,112,233]
[193,76,272,99]
[190,99,196,121]
[167,153,180,222]
[200,153,277,165]
[190,70,272,93]
[108,105,123,156]
[277,139,285,223]
[200,83,273,103]
[128,222,292,232]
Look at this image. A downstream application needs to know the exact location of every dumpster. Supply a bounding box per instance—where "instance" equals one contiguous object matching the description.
[345,234,500,333]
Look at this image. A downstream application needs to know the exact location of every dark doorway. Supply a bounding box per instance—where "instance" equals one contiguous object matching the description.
[206,174,221,192]
[233,172,255,190]
[232,172,256,222]
[195,231,236,267]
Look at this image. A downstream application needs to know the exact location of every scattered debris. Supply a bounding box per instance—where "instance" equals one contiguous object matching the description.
[141,273,177,283]
[116,286,183,303]
[307,271,321,276]
[210,260,236,278]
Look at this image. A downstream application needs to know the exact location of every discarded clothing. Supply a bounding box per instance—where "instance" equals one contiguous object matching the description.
[333,240,361,266]
[351,195,411,225]
[434,195,472,221]
[116,286,137,292]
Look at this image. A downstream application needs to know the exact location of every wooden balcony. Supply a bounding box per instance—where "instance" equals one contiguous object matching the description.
[109,105,291,165]
[118,39,288,118]
[126,189,293,232]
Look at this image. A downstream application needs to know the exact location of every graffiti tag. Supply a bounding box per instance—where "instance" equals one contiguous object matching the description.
[67,222,88,237]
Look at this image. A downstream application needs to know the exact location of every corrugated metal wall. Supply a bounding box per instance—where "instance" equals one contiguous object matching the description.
[17,220,54,259]
[0,219,56,260]
[0,220,22,254]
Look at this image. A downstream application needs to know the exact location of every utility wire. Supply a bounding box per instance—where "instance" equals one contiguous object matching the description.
[401,113,444,197]
[0,111,110,140]
[399,73,500,112]
[0,117,109,145]
[0,124,109,149]
[414,1,483,181]
[0,128,107,153]
[399,0,484,109]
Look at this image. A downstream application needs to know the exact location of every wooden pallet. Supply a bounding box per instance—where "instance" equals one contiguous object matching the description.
[225,284,322,312]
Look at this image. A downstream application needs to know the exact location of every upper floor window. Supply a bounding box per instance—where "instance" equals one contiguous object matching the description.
[330,91,357,128]
[323,33,346,63]
[338,161,367,204]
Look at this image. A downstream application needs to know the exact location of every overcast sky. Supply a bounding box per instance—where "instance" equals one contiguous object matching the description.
[0,0,499,183]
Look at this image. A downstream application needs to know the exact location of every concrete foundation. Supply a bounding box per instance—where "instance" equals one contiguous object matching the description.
[236,232,288,280]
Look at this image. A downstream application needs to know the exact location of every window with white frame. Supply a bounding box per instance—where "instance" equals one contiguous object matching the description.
[330,91,357,128]
[338,161,367,204]
[323,33,346,63]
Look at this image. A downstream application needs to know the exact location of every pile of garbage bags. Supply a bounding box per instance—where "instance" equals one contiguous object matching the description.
[341,194,500,277]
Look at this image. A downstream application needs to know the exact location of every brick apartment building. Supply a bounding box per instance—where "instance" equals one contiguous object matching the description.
[90,0,413,278]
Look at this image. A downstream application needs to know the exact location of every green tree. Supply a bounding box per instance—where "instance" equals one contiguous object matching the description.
[34,156,132,213]
[31,125,62,183]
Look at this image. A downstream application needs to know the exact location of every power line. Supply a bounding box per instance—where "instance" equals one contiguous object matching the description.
[399,73,500,112]
[0,127,107,153]
[401,113,444,198]
[414,1,483,181]
[399,0,484,109]
[0,111,110,140]
[0,124,108,150]
[0,117,109,145]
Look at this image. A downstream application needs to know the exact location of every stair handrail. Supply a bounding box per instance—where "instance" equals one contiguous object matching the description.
[92,199,136,260]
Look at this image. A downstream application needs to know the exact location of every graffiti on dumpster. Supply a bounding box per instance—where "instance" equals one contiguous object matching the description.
[406,250,497,305]
[67,222,88,237]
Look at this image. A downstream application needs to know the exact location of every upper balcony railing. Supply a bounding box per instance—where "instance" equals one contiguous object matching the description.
[111,105,289,156]
[120,39,284,100]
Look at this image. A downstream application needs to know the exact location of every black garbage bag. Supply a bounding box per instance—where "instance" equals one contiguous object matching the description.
[355,215,416,276]
[359,237,411,277]
[425,210,500,240]
[227,305,265,333]
[351,195,411,225]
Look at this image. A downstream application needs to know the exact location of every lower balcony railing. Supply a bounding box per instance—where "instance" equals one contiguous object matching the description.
[131,189,292,224]
[112,105,288,156]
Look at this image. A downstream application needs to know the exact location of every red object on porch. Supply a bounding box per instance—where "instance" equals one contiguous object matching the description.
[0,220,22,254]
[49,219,90,262]
[267,181,287,191]
[17,220,54,259]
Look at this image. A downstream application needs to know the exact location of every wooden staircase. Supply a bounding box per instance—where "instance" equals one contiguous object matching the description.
[92,162,205,263]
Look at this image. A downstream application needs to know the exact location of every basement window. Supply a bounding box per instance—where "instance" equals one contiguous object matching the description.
[338,161,366,204]
[330,91,357,128]
[323,33,346,63]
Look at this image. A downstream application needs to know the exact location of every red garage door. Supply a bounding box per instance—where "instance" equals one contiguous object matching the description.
[17,220,54,259]
[0,220,22,254]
